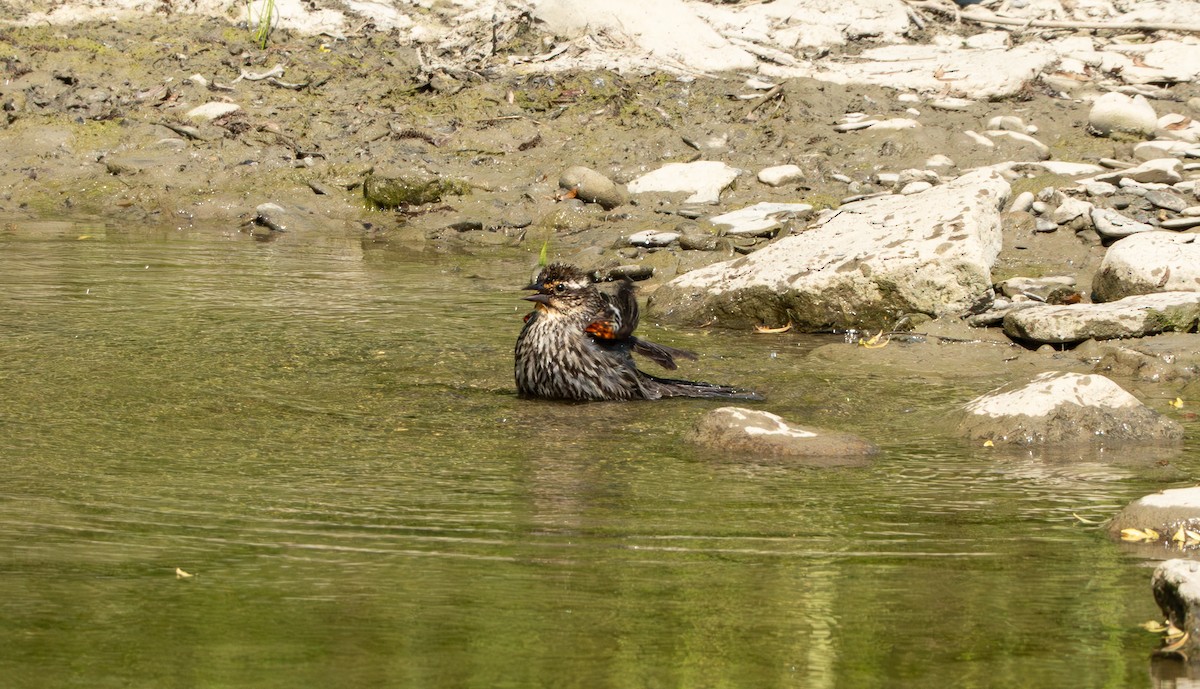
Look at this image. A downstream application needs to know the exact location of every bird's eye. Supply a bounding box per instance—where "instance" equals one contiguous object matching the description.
[554,283,566,293]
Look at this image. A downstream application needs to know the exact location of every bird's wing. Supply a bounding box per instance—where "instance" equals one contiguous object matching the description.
[587,280,698,370]
[584,301,624,341]
[586,280,638,341]
[631,338,697,371]
[609,280,639,338]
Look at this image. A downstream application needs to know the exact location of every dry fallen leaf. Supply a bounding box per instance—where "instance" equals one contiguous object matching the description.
[857,330,890,349]
[1163,630,1190,653]
[754,322,792,334]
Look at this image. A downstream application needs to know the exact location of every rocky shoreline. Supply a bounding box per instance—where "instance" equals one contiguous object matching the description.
[5,0,1200,654]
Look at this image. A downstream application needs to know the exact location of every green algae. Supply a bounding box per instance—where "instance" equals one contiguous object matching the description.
[363,174,471,209]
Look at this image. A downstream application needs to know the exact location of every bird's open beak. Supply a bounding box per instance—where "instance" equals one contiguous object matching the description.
[523,293,552,305]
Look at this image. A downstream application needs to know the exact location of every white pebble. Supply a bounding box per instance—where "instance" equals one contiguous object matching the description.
[757,165,804,187]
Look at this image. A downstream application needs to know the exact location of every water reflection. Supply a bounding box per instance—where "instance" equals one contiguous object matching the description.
[0,219,1194,688]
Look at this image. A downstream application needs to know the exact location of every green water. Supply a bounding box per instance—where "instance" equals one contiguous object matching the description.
[0,219,1193,688]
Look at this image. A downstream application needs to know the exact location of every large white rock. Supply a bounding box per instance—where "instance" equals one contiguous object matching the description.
[534,0,757,73]
[708,202,814,236]
[1093,158,1183,185]
[957,371,1182,445]
[1150,559,1200,655]
[1090,207,1154,240]
[694,0,911,50]
[627,161,742,205]
[964,372,1141,418]
[785,42,1059,101]
[1093,232,1200,302]
[1103,40,1200,86]
[1087,92,1157,137]
[1003,292,1200,343]
[1155,113,1200,144]
[648,168,1009,330]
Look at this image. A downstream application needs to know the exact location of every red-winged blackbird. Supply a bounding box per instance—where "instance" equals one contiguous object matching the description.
[514,263,762,401]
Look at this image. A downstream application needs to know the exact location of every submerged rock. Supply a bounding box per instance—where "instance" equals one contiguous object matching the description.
[1109,487,1200,548]
[956,371,1182,445]
[689,407,877,462]
[1092,333,1200,383]
[648,168,1008,331]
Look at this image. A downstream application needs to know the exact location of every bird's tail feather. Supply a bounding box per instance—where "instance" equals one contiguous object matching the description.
[643,373,763,400]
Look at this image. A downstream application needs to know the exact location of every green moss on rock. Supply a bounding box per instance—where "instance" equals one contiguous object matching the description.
[363,174,470,209]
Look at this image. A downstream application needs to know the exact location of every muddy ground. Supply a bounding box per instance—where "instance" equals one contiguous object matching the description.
[2,17,1198,304]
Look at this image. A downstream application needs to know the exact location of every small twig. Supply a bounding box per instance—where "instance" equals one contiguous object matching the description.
[743,82,784,122]
[267,77,310,90]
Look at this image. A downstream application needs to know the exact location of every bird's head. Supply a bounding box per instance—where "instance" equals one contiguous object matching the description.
[523,263,592,313]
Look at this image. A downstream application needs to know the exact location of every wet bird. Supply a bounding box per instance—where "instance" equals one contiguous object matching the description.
[514,263,762,401]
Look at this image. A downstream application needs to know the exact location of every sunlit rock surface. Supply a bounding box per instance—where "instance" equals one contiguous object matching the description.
[956,371,1183,445]
[649,168,1009,330]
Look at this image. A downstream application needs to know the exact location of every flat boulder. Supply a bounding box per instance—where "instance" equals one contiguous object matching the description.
[1093,232,1200,302]
[648,168,1009,330]
[956,371,1183,445]
[1003,292,1200,344]
[627,161,742,205]
[1110,488,1200,544]
[1151,560,1200,657]
[689,407,877,464]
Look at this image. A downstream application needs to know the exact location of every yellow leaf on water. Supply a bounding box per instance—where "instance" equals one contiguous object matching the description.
[77,235,93,240]
[1142,620,1169,633]
[1121,528,1146,541]
[1145,528,1161,540]
[858,330,890,349]
[1174,528,1187,542]
[1186,529,1200,542]
[983,440,994,448]
[1170,397,1185,409]
[175,567,194,579]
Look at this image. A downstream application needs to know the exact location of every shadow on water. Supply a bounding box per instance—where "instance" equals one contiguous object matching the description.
[1,219,1197,687]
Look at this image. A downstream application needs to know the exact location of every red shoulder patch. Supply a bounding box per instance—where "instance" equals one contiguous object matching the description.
[585,320,619,340]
